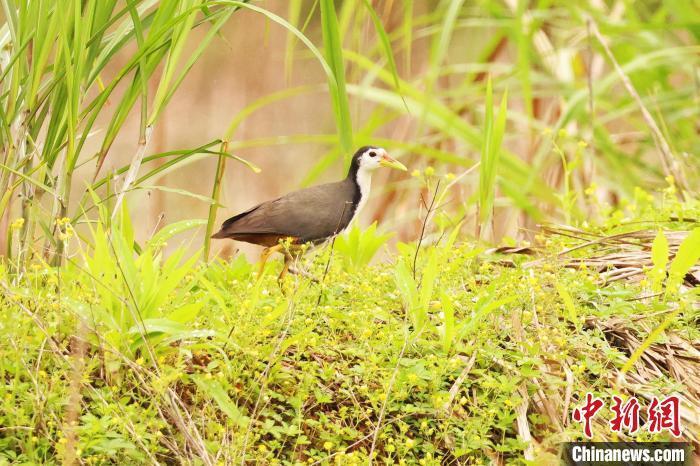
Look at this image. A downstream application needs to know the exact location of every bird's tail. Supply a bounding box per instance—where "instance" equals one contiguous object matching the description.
[211,204,262,239]
[211,229,229,239]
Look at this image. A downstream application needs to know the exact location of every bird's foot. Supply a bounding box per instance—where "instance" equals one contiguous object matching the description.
[288,266,319,283]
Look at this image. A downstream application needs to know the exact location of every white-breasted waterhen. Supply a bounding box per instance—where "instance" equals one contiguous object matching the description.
[212,146,407,280]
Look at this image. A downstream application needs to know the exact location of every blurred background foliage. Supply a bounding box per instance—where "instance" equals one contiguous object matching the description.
[1,0,699,263]
[2,2,700,463]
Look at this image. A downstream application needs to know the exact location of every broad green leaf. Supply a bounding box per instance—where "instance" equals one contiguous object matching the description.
[149,219,208,247]
[194,377,249,427]
[667,228,700,292]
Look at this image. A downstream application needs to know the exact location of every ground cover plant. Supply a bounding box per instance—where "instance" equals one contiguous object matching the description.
[1,0,699,464]
[1,187,698,464]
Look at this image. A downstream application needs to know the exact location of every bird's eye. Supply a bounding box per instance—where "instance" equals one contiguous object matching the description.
[368,151,377,158]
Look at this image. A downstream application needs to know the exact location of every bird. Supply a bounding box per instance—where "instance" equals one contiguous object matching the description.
[212,146,407,281]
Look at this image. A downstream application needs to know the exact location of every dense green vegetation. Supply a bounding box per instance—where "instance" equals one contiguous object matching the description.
[1,0,699,464]
[2,186,699,464]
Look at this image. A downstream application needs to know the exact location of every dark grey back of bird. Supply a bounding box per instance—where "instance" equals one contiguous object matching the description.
[212,178,360,246]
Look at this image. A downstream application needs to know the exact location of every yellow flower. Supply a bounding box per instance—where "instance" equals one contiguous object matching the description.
[58,228,74,241]
[323,441,333,451]
[10,218,24,230]
[424,166,435,177]
[405,438,415,448]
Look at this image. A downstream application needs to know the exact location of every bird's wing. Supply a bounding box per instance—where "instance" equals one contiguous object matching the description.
[215,181,357,242]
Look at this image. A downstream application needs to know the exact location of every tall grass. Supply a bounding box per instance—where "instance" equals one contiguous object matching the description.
[3,1,698,263]
[0,1,241,265]
[477,77,507,240]
[230,0,699,244]
[0,0,361,266]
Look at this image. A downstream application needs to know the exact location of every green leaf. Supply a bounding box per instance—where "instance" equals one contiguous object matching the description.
[361,0,407,112]
[334,223,393,271]
[620,308,681,376]
[419,249,438,311]
[138,185,220,205]
[167,302,204,324]
[128,318,188,336]
[194,377,249,427]
[667,228,700,292]
[479,77,508,231]
[319,0,353,155]
[460,293,517,338]
[554,279,579,329]
[149,219,207,247]
[650,230,669,292]
[394,258,418,317]
[440,292,455,354]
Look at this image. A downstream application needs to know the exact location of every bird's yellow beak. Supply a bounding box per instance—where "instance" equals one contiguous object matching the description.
[379,153,407,171]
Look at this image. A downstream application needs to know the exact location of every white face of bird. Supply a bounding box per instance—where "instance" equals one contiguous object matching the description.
[357,147,407,172]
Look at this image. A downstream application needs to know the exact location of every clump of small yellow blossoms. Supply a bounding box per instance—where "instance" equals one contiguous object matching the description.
[56,217,74,241]
[664,175,677,196]
[584,182,597,197]
[411,166,454,180]
[10,218,24,230]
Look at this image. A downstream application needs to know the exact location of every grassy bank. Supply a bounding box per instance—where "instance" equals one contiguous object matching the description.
[1,193,698,465]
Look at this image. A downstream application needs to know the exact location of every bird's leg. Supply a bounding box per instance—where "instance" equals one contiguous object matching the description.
[287,249,319,282]
[258,243,283,277]
[277,253,292,285]
[287,265,319,282]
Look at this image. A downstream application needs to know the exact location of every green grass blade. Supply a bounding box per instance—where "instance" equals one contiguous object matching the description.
[478,77,508,236]
[362,0,408,112]
[319,0,353,156]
